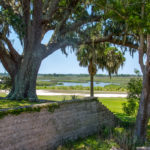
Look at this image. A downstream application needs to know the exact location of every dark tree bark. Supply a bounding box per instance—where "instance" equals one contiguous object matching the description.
[135,70,150,143]
[135,34,150,143]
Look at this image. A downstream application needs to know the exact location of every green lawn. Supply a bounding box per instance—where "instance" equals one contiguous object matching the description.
[99,97,127,114]
[0,95,81,109]
[99,97,136,122]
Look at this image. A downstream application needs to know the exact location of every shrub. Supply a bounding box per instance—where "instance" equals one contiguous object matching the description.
[122,70,142,116]
[0,76,12,89]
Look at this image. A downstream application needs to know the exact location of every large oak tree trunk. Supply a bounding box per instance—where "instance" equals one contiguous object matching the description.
[135,69,150,143]
[6,48,44,101]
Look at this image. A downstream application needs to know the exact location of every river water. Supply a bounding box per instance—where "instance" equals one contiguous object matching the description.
[56,82,119,87]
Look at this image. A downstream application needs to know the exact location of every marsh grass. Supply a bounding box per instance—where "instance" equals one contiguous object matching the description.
[36,84,127,92]
[37,75,136,87]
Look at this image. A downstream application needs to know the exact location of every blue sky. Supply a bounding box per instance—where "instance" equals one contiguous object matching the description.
[39,50,140,74]
[0,30,141,75]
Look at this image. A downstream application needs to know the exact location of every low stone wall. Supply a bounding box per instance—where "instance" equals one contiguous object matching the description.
[0,98,118,150]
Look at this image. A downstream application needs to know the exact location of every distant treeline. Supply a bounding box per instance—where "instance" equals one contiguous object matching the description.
[38,73,142,77]
[0,73,142,77]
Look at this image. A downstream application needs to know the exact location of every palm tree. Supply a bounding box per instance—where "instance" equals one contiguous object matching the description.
[76,43,125,97]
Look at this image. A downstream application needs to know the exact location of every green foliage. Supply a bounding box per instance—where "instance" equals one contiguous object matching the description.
[123,73,142,116]
[58,134,119,150]
[1,7,25,42]
[99,126,114,139]
[122,99,138,116]
[77,40,125,77]
[101,47,125,76]
[0,76,12,89]
[59,126,141,150]
[127,78,142,100]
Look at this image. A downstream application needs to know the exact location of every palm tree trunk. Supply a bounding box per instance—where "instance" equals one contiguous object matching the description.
[90,74,94,97]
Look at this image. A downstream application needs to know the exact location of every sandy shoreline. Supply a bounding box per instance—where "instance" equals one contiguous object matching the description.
[0,90,127,98]
[36,90,127,97]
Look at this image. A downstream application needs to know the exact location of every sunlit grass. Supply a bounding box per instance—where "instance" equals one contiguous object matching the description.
[99,97,136,122]
[99,97,127,114]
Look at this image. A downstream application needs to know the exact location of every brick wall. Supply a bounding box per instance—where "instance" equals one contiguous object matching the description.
[0,98,118,150]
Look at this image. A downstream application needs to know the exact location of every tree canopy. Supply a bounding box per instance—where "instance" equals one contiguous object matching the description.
[0,0,106,100]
